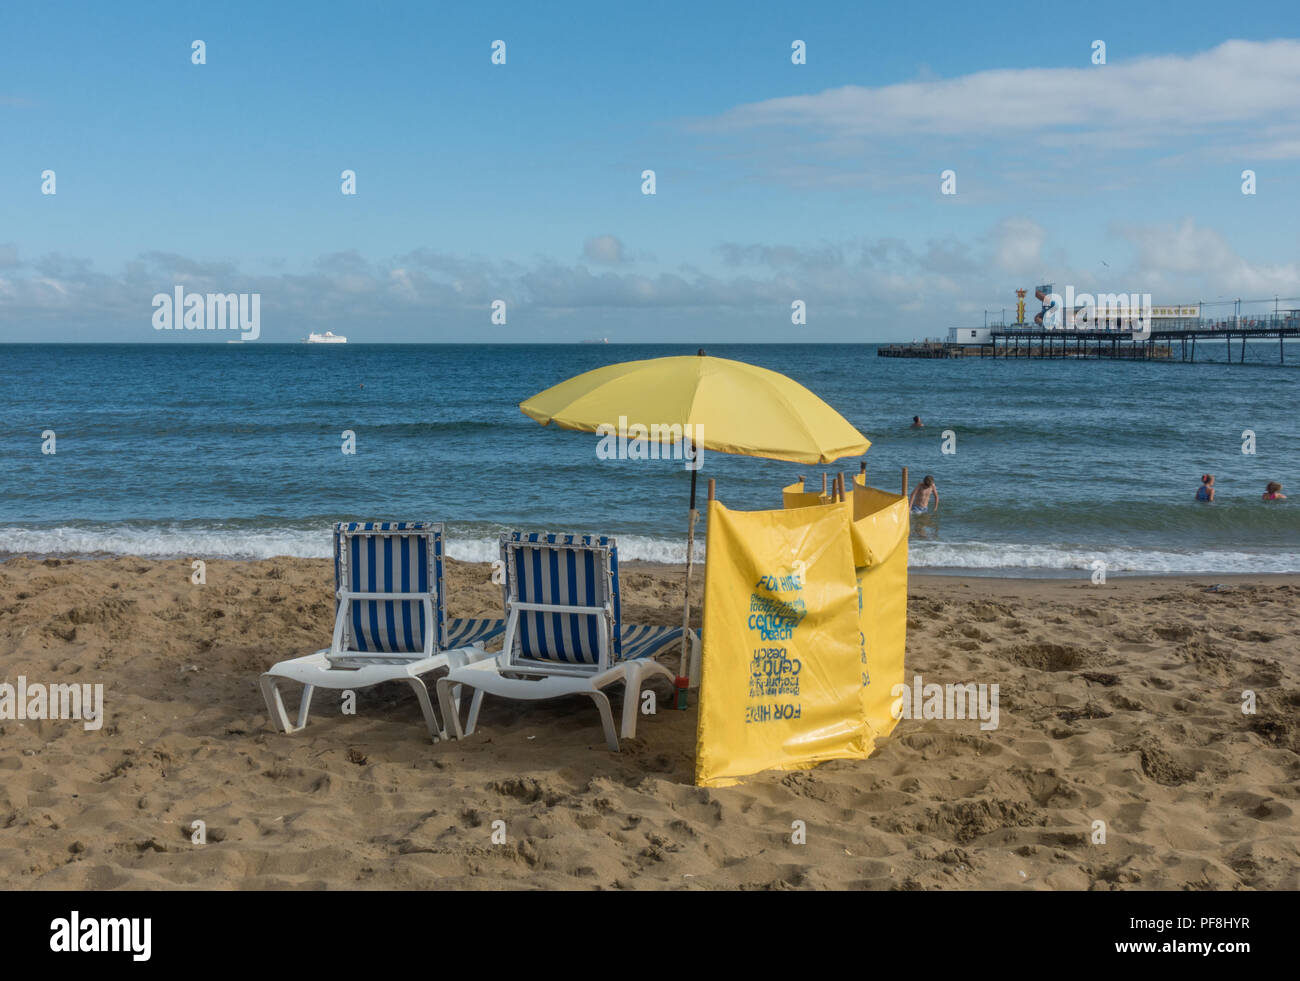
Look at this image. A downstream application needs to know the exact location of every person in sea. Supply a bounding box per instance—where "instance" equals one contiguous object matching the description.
[1196,474,1215,502]
[911,415,924,428]
[1263,481,1287,501]
[911,475,939,514]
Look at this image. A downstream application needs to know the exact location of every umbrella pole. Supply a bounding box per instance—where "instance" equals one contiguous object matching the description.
[677,461,699,708]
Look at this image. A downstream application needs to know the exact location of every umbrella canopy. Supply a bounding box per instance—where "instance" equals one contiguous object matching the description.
[520,355,870,463]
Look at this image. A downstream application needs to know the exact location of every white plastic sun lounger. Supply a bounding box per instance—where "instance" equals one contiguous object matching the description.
[259,522,505,741]
[435,532,699,751]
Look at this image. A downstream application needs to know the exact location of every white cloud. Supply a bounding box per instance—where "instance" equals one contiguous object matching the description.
[582,235,627,264]
[991,218,1046,275]
[707,40,1300,159]
[1116,218,1300,296]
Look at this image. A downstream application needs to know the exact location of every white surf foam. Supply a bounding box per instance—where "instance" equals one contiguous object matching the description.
[909,540,1300,575]
[0,526,709,565]
[0,525,327,560]
[2,526,1296,575]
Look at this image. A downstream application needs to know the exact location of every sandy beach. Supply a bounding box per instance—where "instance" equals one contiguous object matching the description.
[1,555,1297,890]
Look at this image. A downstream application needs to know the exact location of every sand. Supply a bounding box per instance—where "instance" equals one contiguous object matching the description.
[1,555,1297,890]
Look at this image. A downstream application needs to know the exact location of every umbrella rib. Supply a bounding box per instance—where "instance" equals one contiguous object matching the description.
[681,355,708,449]
[757,376,834,462]
[682,358,830,461]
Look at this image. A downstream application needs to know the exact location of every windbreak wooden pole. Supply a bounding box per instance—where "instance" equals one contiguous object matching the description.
[678,449,699,706]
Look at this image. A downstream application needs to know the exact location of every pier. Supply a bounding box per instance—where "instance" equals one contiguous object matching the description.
[879,309,1300,365]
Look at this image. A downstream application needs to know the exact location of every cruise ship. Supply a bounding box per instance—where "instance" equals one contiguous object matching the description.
[304,331,347,344]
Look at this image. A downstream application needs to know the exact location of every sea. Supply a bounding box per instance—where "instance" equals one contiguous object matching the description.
[2,342,1297,576]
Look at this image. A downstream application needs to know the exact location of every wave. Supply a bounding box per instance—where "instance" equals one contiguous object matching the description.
[443,534,705,565]
[0,524,708,565]
[909,540,1300,575]
[2,524,1297,575]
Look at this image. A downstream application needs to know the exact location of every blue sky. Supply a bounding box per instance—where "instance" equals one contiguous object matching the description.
[2,0,1299,341]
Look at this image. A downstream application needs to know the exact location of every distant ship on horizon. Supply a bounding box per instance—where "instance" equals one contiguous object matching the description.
[581,338,609,344]
[304,331,347,344]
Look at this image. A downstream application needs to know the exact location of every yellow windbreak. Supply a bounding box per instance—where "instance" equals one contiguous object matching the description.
[694,479,909,786]
[695,499,868,787]
[848,475,909,745]
[781,478,830,510]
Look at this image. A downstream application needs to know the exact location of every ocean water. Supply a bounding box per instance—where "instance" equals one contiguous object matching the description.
[2,343,1298,576]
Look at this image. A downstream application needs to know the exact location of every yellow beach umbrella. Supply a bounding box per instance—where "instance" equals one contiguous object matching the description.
[521,354,870,463]
[520,352,871,696]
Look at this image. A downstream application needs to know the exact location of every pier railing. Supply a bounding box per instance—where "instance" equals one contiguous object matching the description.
[988,311,1300,335]
[881,314,1300,363]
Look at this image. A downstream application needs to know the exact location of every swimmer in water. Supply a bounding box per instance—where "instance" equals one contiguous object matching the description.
[1196,474,1215,502]
[1263,481,1287,501]
[910,475,938,514]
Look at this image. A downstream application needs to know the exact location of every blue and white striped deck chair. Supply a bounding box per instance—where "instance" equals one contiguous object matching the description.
[259,522,504,740]
[435,532,698,751]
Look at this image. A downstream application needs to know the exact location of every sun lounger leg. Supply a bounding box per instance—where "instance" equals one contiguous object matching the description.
[434,677,465,740]
[260,674,298,734]
[435,679,464,718]
[617,662,675,739]
[405,677,442,742]
[296,684,315,731]
[465,687,487,735]
[586,690,620,751]
[259,675,315,734]
[619,667,642,740]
